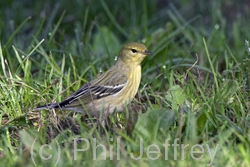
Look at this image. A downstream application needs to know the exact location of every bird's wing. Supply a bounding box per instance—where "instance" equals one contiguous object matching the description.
[58,73,128,107]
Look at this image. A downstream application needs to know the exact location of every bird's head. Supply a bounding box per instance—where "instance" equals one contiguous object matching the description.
[118,42,152,65]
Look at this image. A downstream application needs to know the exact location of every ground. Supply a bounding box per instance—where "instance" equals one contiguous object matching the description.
[0,0,249,166]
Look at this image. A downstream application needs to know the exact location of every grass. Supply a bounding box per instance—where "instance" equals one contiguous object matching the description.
[0,0,250,166]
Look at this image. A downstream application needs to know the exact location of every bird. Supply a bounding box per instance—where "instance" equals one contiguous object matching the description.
[35,42,152,118]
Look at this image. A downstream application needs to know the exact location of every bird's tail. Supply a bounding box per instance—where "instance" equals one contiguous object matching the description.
[34,103,60,111]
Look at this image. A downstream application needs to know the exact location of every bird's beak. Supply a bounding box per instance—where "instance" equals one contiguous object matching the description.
[144,50,152,55]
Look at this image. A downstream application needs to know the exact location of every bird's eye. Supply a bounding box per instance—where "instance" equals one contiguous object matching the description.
[131,49,137,53]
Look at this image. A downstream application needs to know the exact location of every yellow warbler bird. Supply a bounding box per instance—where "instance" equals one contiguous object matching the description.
[35,42,152,117]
